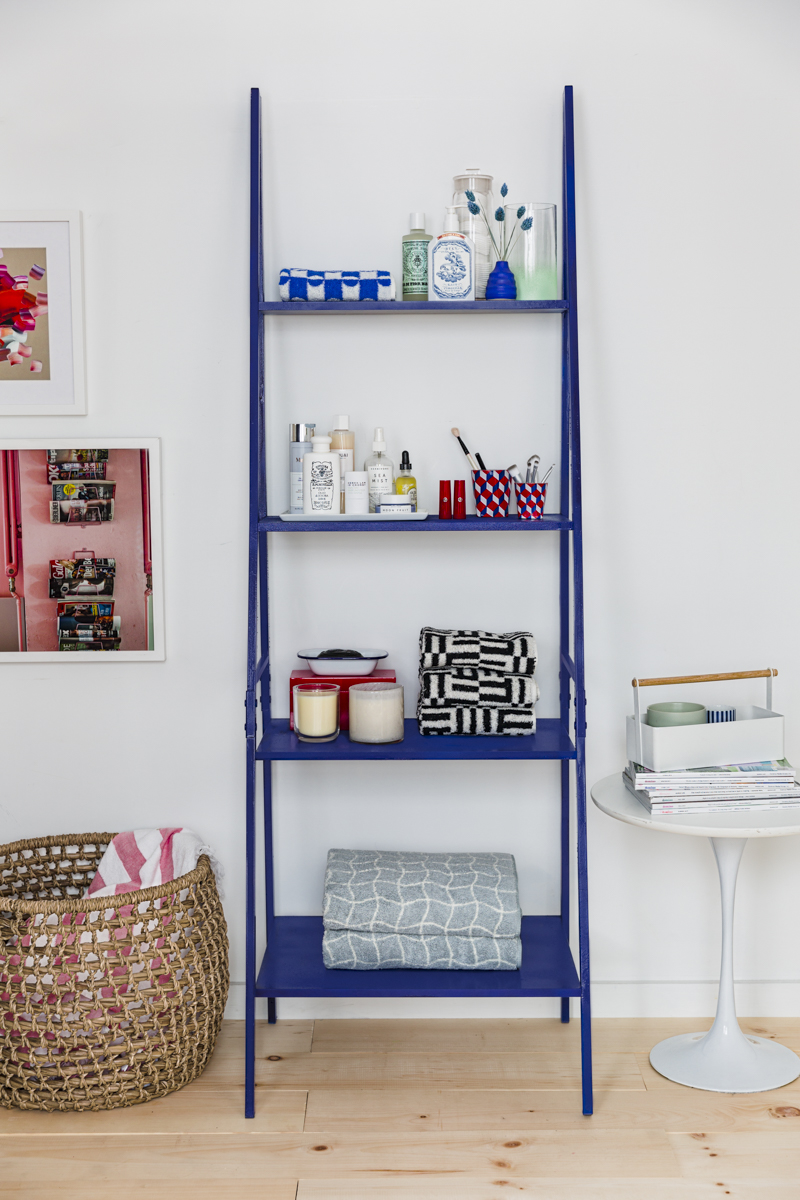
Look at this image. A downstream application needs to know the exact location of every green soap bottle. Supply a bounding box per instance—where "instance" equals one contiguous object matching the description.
[395,451,417,511]
[402,213,432,301]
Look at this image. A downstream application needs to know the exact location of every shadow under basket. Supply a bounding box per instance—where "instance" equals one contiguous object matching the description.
[0,833,229,1111]
[514,480,548,519]
[472,470,511,517]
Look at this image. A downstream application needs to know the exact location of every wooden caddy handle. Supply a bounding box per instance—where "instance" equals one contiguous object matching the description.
[632,669,778,688]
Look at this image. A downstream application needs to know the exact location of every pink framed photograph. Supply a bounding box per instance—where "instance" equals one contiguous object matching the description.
[0,438,165,660]
[0,212,86,415]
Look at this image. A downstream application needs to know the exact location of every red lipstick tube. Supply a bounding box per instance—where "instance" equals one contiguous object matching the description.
[453,479,466,519]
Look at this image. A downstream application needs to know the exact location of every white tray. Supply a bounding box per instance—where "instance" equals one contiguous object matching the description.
[626,705,785,772]
[279,510,429,522]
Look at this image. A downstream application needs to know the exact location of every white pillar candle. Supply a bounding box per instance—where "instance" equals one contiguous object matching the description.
[349,682,405,744]
[293,684,340,742]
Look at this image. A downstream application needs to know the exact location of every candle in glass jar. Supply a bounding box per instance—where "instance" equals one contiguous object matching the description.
[349,682,404,744]
[293,683,340,742]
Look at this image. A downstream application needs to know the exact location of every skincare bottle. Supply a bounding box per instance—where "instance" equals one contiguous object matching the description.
[402,213,433,301]
[329,415,355,513]
[395,451,417,511]
[303,434,340,515]
[344,470,369,514]
[428,207,475,302]
[364,427,394,513]
[290,423,315,513]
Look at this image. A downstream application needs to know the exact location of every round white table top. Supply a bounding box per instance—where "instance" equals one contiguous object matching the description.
[592,774,800,839]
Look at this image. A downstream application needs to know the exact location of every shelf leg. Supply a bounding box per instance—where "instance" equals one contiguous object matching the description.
[561,763,573,1027]
[649,838,800,1092]
[245,735,257,1118]
[262,758,276,1024]
[576,740,593,1114]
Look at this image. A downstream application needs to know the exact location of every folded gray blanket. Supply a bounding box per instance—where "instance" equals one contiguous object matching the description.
[323,849,521,939]
[419,628,537,676]
[419,668,539,708]
[418,704,535,735]
[323,929,522,970]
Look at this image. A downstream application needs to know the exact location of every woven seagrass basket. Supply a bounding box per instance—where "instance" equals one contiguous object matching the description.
[0,832,229,1111]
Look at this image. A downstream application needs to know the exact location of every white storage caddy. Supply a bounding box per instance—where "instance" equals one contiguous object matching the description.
[627,669,782,772]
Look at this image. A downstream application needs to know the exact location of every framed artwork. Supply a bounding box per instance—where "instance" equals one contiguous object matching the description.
[0,438,165,661]
[0,212,86,415]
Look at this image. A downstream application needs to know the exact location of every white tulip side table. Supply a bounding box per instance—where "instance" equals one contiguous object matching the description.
[592,773,800,1093]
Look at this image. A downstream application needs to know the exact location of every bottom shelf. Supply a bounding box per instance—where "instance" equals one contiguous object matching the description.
[256,915,581,998]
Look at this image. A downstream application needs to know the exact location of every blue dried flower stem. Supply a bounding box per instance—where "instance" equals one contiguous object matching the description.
[505,215,534,262]
[468,201,503,259]
[503,206,526,260]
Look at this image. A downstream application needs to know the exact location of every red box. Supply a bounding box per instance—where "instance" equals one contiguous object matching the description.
[289,669,397,731]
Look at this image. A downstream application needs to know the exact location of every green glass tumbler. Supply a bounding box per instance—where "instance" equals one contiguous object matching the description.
[507,203,558,301]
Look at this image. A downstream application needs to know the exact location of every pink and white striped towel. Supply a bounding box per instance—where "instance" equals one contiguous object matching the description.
[86,828,223,898]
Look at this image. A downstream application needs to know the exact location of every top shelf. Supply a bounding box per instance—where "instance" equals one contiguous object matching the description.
[259,300,567,315]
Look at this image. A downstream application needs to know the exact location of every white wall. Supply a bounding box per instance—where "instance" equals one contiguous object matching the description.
[3,0,800,1020]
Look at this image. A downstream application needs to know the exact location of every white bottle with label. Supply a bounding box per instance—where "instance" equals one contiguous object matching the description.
[329,415,355,514]
[428,207,475,302]
[303,435,340,515]
[364,428,394,513]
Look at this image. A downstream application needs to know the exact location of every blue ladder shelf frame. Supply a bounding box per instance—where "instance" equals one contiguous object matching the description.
[245,86,591,1117]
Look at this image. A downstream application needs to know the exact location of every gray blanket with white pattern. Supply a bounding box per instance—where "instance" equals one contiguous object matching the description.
[323,849,521,939]
[322,928,522,970]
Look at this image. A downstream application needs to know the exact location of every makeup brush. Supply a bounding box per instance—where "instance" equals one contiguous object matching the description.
[451,427,479,472]
[540,463,556,485]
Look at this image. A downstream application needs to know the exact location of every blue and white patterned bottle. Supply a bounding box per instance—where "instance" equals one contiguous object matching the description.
[428,207,475,302]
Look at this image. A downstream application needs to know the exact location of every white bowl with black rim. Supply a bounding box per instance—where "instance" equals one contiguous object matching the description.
[297,648,389,677]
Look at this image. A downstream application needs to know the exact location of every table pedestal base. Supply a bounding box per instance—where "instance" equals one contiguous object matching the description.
[649,836,800,1094]
[650,1030,800,1093]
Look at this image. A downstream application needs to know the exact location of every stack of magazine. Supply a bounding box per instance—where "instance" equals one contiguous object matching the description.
[47,450,115,523]
[623,760,800,815]
[49,562,121,651]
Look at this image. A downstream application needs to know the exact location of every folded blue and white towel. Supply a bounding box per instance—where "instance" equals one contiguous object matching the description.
[322,929,522,971]
[323,849,521,939]
[279,269,396,302]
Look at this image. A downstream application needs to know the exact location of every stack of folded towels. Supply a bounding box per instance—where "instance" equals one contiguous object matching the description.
[417,627,539,735]
[322,848,522,970]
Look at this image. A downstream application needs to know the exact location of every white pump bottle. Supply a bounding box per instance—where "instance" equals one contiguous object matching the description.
[303,435,341,515]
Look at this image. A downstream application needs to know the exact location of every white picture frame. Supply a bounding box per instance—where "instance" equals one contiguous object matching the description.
[0,211,86,415]
[0,438,165,661]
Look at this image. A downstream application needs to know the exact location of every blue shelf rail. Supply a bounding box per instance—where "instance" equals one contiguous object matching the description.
[245,86,591,1117]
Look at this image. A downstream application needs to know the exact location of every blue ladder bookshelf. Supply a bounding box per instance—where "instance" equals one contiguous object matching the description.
[245,85,591,1117]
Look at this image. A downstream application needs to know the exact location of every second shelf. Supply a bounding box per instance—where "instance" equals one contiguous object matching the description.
[256,717,576,761]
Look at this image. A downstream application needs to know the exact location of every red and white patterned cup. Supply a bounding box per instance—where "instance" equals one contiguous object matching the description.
[471,470,511,518]
[514,480,547,520]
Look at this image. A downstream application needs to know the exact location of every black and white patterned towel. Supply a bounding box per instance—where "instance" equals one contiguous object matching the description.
[418,704,536,736]
[419,668,539,708]
[419,628,537,676]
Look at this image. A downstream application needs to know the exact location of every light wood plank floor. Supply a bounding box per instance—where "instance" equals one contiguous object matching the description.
[3,1018,800,1199]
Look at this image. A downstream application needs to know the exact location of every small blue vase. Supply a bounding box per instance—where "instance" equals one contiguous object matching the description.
[485,260,517,300]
